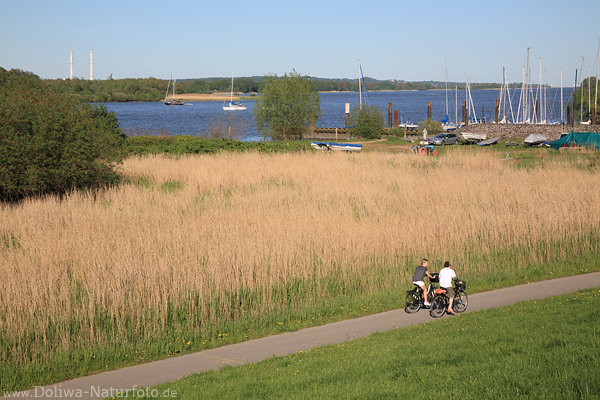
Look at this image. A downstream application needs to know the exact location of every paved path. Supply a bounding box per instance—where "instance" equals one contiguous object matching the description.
[6,272,600,399]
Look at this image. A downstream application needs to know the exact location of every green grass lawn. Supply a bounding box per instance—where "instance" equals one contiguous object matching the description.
[136,287,600,400]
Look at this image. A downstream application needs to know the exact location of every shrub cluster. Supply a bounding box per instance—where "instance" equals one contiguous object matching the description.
[418,119,445,136]
[349,104,385,139]
[124,136,312,156]
[0,68,125,202]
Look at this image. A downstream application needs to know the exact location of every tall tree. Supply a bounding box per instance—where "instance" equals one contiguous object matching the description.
[253,71,321,140]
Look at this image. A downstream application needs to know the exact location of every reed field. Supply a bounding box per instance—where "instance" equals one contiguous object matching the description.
[1,149,600,390]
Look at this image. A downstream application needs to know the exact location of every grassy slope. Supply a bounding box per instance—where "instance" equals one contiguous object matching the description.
[139,287,600,400]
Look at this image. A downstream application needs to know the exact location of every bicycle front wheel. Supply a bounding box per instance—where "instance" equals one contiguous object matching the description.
[452,292,468,313]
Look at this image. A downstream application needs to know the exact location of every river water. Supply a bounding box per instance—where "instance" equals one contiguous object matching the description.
[103,88,574,141]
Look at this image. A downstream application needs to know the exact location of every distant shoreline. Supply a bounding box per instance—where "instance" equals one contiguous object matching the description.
[174,87,505,102]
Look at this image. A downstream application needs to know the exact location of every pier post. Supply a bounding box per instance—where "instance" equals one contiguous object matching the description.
[393,110,399,129]
[345,103,350,127]
[495,99,499,123]
[535,100,539,123]
[481,106,485,124]
[427,101,431,121]
[462,101,468,126]
[593,107,597,125]
[388,102,393,129]
[567,106,573,127]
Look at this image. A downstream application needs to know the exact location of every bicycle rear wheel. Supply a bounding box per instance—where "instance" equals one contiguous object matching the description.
[405,292,421,314]
[429,296,446,318]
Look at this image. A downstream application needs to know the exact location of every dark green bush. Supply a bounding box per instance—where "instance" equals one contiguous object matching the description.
[0,68,125,202]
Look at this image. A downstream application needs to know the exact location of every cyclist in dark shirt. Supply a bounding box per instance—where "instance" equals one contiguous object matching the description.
[412,258,435,306]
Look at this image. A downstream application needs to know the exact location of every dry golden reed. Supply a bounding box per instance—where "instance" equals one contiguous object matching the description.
[1,150,599,361]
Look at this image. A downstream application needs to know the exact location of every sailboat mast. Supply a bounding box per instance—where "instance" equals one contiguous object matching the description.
[506,71,516,124]
[580,57,585,121]
[595,39,600,118]
[560,70,564,124]
[358,59,362,110]
[525,48,530,124]
[455,86,458,126]
[231,73,234,103]
[465,82,467,121]
[468,81,477,123]
[588,66,592,121]
[444,55,449,117]
[535,58,543,123]
[544,67,547,123]
[502,67,506,121]
[516,68,521,123]
[165,74,172,101]
[574,69,578,123]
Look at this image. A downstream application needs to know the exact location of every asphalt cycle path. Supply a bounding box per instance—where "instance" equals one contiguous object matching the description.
[6,271,600,399]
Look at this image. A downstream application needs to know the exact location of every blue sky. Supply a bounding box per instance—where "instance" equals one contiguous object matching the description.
[1,0,598,86]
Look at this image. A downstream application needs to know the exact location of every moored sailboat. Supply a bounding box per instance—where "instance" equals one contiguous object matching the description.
[223,74,246,111]
[164,75,184,106]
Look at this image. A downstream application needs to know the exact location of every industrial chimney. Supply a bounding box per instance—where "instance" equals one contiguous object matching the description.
[70,50,73,79]
[90,50,94,81]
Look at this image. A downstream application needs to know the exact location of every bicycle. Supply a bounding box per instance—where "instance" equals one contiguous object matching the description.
[429,279,468,318]
[404,273,439,313]
[411,144,438,156]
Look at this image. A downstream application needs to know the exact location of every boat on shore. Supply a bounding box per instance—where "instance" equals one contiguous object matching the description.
[311,142,363,152]
[524,134,548,147]
[460,132,487,143]
[476,137,501,146]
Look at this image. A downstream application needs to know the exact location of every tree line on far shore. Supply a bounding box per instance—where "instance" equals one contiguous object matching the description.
[41,74,511,103]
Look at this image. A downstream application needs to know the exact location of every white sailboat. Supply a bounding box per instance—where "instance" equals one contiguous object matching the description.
[222,74,246,111]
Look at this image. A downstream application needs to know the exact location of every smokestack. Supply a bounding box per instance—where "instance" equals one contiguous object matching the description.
[69,51,73,79]
[90,50,94,81]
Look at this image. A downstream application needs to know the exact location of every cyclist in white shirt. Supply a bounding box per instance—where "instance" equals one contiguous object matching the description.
[439,261,458,315]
